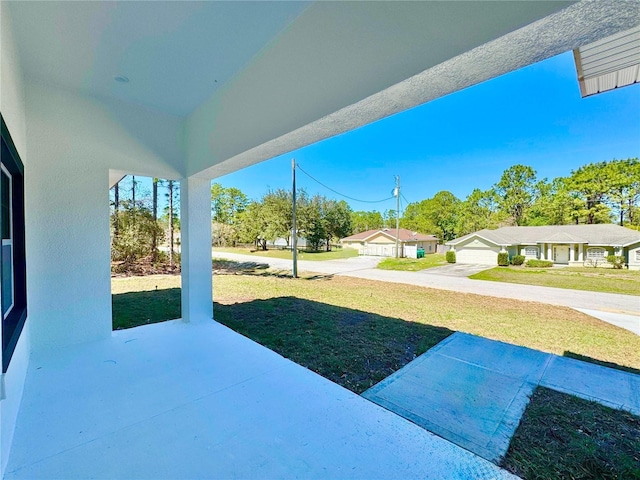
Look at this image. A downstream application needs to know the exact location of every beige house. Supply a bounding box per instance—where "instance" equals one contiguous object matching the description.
[341,228,438,257]
[446,224,640,269]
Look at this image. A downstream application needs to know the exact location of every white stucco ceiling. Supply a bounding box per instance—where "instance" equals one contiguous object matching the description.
[6,1,640,178]
[7,1,573,119]
[8,1,311,116]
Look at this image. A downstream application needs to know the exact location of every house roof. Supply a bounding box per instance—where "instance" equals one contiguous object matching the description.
[447,224,640,247]
[342,228,438,243]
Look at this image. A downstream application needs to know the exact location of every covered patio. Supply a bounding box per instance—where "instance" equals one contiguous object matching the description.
[5,319,512,479]
[1,1,638,477]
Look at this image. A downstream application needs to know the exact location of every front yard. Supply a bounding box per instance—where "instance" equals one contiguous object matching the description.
[112,270,640,386]
[377,253,447,271]
[470,266,640,296]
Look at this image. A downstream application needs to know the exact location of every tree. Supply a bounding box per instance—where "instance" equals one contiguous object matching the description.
[350,210,384,233]
[299,194,324,251]
[237,201,268,250]
[494,165,538,226]
[402,191,460,242]
[261,188,294,245]
[526,177,579,226]
[382,209,397,229]
[322,199,352,250]
[211,183,249,225]
[608,158,640,226]
[165,180,180,267]
[457,188,503,235]
[566,161,613,224]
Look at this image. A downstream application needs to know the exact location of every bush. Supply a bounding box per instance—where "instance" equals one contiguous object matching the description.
[511,255,525,266]
[446,250,456,263]
[526,259,553,268]
[498,252,509,266]
[607,255,625,269]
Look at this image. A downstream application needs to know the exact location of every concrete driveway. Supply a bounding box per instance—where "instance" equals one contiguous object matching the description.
[420,263,494,277]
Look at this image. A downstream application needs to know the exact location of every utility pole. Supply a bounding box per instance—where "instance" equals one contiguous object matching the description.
[395,175,400,258]
[292,158,298,278]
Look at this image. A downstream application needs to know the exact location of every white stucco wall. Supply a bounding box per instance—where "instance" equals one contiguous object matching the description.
[0,3,30,474]
[24,81,185,352]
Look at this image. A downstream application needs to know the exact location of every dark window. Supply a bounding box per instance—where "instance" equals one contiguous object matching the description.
[1,114,27,372]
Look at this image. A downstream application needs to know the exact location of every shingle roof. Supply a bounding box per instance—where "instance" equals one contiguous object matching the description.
[341,228,438,243]
[446,224,640,247]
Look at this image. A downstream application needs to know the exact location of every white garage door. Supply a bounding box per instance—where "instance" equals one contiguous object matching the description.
[456,247,500,265]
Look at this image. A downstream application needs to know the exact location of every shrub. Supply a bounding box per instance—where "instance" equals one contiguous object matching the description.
[498,252,509,266]
[526,259,553,268]
[607,255,625,269]
[511,255,525,266]
[446,250,456,263]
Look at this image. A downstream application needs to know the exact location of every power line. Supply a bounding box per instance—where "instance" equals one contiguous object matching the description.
[401,192,412,206]
[296,163,395,204]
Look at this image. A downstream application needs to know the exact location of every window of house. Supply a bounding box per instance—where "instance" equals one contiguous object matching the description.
[586,247,606,259]
[524,246,538,257]
[2,166,14,318]
[1,115,27,372]
[636,250,640,261]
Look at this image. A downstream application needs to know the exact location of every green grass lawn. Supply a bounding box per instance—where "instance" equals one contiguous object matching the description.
[470,266,640,296]
[377,253,447,271]
[214,246,359,261]
[502,387,640,480]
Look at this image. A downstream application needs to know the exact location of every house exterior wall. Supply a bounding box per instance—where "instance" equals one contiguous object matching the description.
[627,242,640,270]
[24,81,184,353]
[0,3,30,474]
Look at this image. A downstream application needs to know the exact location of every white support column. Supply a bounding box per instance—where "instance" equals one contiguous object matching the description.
[180,176,213,323]
[547,244,552,261]
[578,244,583,262]
[569,243,574,262]
[541,243,546,260]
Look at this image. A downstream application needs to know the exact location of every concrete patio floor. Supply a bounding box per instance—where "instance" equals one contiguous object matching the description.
[363,332,640,463]
[6,320,515,479]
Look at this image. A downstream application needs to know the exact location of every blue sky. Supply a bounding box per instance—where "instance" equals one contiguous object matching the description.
[215,51,639,213]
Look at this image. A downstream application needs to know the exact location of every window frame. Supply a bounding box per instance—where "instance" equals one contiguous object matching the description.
[524,246,538,257]
[1,113,27,373]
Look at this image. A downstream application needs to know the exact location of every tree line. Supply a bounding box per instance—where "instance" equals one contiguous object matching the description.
[110,176,180,272]
[212,184,352,250]
[394,158,639,242]
[111,157,639,269]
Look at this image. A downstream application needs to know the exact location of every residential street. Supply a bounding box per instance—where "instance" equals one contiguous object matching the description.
[213,251,640,334]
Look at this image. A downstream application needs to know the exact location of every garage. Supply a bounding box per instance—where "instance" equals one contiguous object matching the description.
[455,246,500,265]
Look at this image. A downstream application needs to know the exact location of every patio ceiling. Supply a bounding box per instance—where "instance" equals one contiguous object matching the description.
[6,1,638,179]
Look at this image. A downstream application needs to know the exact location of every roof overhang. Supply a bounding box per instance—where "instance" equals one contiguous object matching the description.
[574,25,640,97]
[7,1,639,179]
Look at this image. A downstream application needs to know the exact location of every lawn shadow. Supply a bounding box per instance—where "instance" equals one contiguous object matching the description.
[112,287,181,330]
[214,296,453,394]
[213,258,334,280]
[564,351,640,375]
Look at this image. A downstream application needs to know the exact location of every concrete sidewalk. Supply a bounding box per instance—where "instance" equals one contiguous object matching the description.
[363,332,640,463]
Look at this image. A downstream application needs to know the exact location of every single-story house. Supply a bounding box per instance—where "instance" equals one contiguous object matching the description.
[341,228,438,257]
[446,224,640,269]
